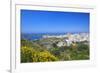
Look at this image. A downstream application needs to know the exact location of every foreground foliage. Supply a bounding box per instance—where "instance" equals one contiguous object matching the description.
[21,39,89,63]
[21,39,58,62]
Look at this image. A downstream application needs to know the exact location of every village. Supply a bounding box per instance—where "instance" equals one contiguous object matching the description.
[38,33,89,49]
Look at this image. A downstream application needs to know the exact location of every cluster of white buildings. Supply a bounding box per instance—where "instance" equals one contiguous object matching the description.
[43,34,67,38]
[43,33,89,47]
[66,33,89,42]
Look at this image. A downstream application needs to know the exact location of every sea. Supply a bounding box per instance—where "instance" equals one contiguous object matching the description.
[21,32,89,41]
[21,33,67,40]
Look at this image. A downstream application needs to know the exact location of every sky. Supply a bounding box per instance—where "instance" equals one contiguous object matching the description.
[21,9,89,33]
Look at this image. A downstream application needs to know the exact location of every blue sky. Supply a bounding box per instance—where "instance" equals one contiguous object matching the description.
[21,9,89,33]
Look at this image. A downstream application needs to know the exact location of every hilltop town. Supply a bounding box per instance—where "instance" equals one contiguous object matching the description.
[40,33,89,49]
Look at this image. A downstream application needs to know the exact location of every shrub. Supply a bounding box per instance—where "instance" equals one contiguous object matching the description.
[21,46,58,63]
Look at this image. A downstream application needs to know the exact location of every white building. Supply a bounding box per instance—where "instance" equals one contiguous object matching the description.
[57,41,66,47]
[65,39,72,46]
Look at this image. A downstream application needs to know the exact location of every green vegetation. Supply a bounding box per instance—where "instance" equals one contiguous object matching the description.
[21,39,58,63]
[21,39,89,63]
